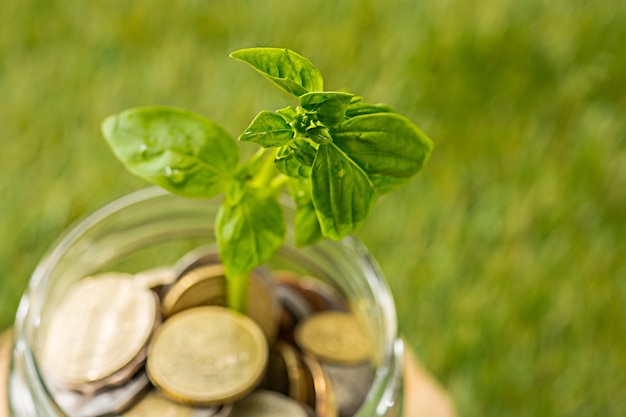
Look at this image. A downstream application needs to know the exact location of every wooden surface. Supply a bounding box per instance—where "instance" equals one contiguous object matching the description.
[0,329,456,417]
[0,330,11,417]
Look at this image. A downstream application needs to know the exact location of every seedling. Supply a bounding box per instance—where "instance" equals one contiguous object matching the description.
[102,47,433,312]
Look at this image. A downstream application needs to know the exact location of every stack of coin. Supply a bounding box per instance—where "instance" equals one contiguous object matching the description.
[38,247,376,416]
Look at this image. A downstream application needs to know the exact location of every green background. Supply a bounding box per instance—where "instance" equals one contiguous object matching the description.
[1,1,625,416]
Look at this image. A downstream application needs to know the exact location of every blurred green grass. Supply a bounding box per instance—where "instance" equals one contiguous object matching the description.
[1,1,625,416]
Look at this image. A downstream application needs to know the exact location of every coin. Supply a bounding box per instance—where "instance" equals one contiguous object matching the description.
[51,369,151,417]
[134,266,177,297]
[229,390,308,417]
[71,291,162,395]
[246,273,279,344]
[263,341,309,404]
[301,351,337,417]
[273,272,347,312]
[323,362,375,417]
[161,264,227,318]
[162,265,278,343]
[40,273,158,387]
[172,246,222,278]
[294,311,372,365]
[122,389,221,417]
[274,284,315,322]
[147,306,268,406]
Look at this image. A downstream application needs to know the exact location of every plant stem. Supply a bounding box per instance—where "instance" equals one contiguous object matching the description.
[270,174,289,195]
[252,148,279,189]
[227,273,250,314]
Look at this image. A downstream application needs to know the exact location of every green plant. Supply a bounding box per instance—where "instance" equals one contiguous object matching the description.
[102,47,433,312]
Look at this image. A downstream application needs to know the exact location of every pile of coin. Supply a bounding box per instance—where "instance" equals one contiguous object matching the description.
[38,247,376,417]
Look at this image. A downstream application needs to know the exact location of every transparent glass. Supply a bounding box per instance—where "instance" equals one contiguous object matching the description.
[10,187,404,417]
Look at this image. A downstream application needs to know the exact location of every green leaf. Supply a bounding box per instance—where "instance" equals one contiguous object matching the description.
[306,126,333,144]
[345,101,394,118]
[288,178,323,246]
[311,143,377,239]
[102,106,239,198]
[299,92,354,127]
[276,105,298,121]
[230,47,324,97]
[239,111,294,147]
[216,187,286,277]
[331,113,433,193]
[275,139,316,178]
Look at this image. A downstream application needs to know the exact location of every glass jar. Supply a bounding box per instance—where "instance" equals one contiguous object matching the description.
[9,187,404,417]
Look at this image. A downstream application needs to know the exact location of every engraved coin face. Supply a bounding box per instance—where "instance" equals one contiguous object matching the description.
[147,306,268,406]
[123,389,220,417]
[294,311,372,365]
[40,273,157,386]
[229,390,308,417]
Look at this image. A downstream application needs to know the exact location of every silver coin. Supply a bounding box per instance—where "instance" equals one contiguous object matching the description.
[51,370,151,417]
[172,246,222,279]
[229,390,308,417]
[133,266,177,298]
[122,389,221,416]
[273,272,347,312]
[274,284,314,322]
[323,362,375,417]
[40,273,158,388]
[212,403,233,417]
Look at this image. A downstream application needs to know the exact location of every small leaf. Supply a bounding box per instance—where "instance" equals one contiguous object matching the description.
[216,187,286,277]
[299,92,354,127]
[277,105,298,121]
[311,144,377,239]
[239,111,294,147]
[102,106,239,198]
[275,139,316,178]
[230,47,323,97]
[331,113,433,193]
[306,126,333,144]
[345,101,394,118]
[288,178,323,246]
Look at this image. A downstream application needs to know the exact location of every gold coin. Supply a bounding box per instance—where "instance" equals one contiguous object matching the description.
[147,306,268,406]
[161,264,227,318]
[162,264,278,343]
[294,311,371,365]
[40,273,158,386]
[246,273,279,344]
[229,390,308,417]
[301,352,337,417]
[123,389,220,417]
[264,341,309,404]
